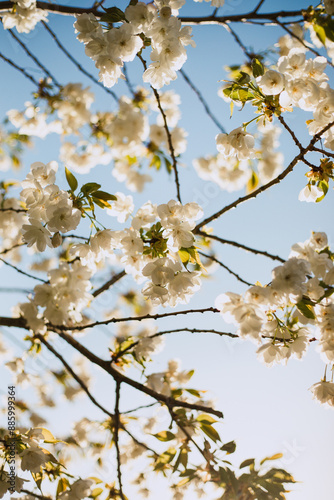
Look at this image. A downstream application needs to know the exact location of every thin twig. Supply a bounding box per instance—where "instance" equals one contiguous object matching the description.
[114,381,125,500]
[223,23,253,60]
[193,120,334,231]
[37,333,158,455]
[52,306,220,331]
[253,0,266,13]
[197,230,285,262]
[275,19,334,69]
[123,63,136,97]
[121,402,158,414]
[7,29,62,87]
[138,54,182,202]
[113,326,238,361]
[311,146,334,158]
[20,490,51,500]
[37,334,114,418]
[0,50,39,86]
[180,69,226,133]
[0,257,47,283]
[93,270,126,297]
[56,330,224,418]
[42,21,118,103]
[0,242,26,255]
[198,250,254,286]
[0,207,26,212]
[0,287,31,294]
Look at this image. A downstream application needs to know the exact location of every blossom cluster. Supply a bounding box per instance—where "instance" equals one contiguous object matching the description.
[70,198,203,308]
[74,1,195,89]
[195,121,284,192]
[215,232,334,407]
[2,0,48,33]
[7,86,187,191]
[15,159,205,329]
[20,161,82,252]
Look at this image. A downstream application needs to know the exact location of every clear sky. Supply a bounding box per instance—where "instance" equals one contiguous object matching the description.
[0,0,333,499]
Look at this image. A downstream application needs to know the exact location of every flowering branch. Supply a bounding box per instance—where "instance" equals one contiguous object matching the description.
[56,330,224,419]
[42,21,119,102]
[194,120,334,231]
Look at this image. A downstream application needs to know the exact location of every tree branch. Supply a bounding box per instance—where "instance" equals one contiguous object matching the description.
[113,326,238,361]
[54,307,220,331]
[197,230,285,262]
[114,381,125,500]
[7,29,61,87]
[0,50,39,86]
[56,330,224,419]
[138,54,182,203]
[0,257,47,283]
[193,120,334,231]
[198,250,253,286]
[180,69,226,133]
[92,270,126,298]
[42,21,118,103]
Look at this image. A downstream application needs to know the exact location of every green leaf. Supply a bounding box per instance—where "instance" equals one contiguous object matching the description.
[296,300,316,320]
[313,22,326,45]
[149,154,162,170]
[65,167,78,192]
[260,453,283,465]
[92,198,112,209]
[324,18,334,42]
[91,190,117,201]
[178,248,190,264]
[316,179,329,202]
[91,488,104,498]
[81,182,101,195]
[163,156,172,174]
[221,440,237,454]
[101,7,126,23]
[186,388,201,398]
[56,477,69,496]
[236,71,251,85]
[173,447,188,472]
[199,423,220,442]
[196,413,217,424]
[252,58,265,78]
[246,170,259,193]
[240,458,255,469]
[153,431,176,442]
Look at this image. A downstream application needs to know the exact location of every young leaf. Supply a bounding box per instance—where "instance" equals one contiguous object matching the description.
[296,300,316,320]
[199,423,220,442]
[101,7,126,23]
[153,431,176,442]
[196,413,217,424]
[313,22,326,45]
[81,182,101,195]
[221,440,237,454]
[240,458,255,469]
[91,190,117,201]
[65,167,78,192]
[260,453,283,465]
[252,58,265,78]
